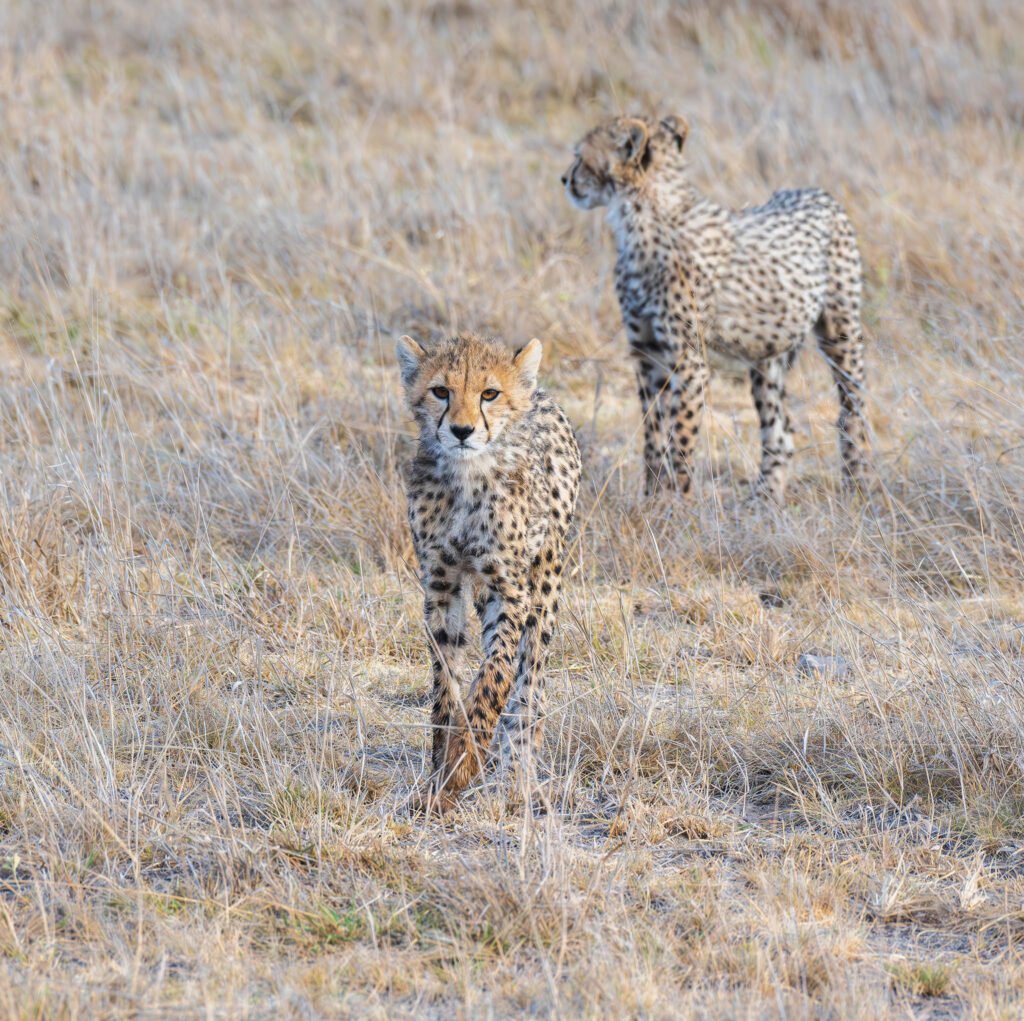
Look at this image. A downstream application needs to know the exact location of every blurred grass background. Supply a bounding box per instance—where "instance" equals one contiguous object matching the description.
[0,1,1022,1017]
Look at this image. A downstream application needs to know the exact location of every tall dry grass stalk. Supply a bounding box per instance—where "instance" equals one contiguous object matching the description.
[0,0,1022,1016]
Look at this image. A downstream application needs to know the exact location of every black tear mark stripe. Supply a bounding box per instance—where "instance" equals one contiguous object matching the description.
[435,400,449,443]
[480,399,491,440]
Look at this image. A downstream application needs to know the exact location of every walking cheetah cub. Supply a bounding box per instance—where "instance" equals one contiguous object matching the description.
[563,114,867,501]
[397,332,581,812]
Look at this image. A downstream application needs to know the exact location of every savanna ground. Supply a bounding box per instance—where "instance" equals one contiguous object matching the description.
[0,1,1022,1017]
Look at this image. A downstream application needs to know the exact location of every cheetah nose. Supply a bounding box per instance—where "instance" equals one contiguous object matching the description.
[450,424,475,443]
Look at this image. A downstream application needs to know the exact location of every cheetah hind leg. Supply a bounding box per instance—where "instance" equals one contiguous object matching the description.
[496,669,550,815]
[749,354,795,504]
[814,313,868,490]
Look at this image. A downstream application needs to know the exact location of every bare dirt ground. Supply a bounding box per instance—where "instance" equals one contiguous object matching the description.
[0,1,1022,1017]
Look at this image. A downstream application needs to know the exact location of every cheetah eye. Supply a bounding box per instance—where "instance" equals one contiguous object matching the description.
[481,389,500,402]
[431,386,450,400]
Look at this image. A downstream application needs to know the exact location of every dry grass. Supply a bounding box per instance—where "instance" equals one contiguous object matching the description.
[0,0,1022,1016]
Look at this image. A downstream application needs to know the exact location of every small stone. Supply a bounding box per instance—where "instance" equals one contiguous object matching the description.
[797,653,851,681]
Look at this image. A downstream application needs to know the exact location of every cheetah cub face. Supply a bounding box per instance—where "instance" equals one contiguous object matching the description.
[562,114,688,209]
[396,334,542,461]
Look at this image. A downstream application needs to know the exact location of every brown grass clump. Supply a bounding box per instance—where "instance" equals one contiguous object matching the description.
[1,0,1023,1016]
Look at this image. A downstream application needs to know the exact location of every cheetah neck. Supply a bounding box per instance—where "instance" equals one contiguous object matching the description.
[606,179,720,274]
[607,194,651,254]
[650,171,705,213]
[606,178,707,253]
[417,434,525,493]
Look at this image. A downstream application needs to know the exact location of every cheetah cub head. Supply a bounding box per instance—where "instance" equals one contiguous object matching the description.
[396,333,543,461]
[562,114,688,209]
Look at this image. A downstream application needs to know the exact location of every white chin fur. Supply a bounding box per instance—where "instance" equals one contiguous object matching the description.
[566,185,602,210]
[442,443,488,459]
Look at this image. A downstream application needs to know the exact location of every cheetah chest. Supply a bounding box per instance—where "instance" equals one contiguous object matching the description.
[434,474,542,572]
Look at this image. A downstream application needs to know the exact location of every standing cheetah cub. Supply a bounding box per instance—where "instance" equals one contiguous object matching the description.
[397,333,581,812]
[563,114,867,501]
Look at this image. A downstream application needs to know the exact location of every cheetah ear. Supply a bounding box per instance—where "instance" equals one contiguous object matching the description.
[396,334,426,386]
[659,114,689,151]
[512,338,543,390]
[620,118,650,165]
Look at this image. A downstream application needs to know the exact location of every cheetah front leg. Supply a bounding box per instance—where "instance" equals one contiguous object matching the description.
[665,342,709,493]
[638,318,708,496]
[432,575,528,806]
[626,318,675,494]
[750,355,795,503]
[413,568,471,812]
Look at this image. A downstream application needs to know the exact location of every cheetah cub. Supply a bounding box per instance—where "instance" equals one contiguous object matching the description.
[563,114,867,502]
[397,333,581,812]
